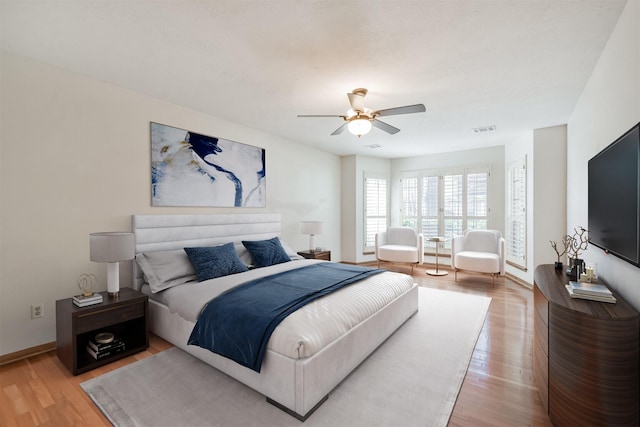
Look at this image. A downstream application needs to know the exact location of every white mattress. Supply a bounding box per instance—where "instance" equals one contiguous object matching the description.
[149,259,415,359]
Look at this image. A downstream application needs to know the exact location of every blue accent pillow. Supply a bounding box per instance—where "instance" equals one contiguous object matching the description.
[184,243,249,281]
[242,237,291,268]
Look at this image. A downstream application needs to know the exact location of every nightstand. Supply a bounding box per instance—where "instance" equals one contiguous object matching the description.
[297,250,331,261]
[56,287,148,375]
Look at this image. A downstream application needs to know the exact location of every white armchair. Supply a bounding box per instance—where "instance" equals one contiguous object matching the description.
[451,229,505,286]
[375,227,424,273]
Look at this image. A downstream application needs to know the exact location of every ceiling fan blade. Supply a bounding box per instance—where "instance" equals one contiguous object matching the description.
[375,104,426,117]
[297,114,344,118]
[372,119,401,135]
[331,122,349,136]
[347,92,365,112]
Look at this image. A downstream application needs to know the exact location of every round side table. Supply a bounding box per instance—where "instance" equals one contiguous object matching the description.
[426,236,448,276]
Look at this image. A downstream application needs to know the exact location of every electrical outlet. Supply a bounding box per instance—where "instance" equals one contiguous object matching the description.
[31,304,43,319]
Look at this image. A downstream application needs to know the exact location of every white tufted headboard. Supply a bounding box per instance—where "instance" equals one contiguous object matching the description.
[131,213,282,290]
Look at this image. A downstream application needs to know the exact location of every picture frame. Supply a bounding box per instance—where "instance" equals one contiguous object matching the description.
[150,122,266,207]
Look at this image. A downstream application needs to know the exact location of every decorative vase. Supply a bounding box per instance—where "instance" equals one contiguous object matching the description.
[554,261,563,271]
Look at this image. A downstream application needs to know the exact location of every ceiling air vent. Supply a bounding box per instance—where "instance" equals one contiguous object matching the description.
[364,144,383,149]
[473,125,496,133]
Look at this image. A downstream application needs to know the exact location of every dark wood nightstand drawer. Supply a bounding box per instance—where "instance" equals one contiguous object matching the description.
[297,250,331,261]
[76,301,145,333]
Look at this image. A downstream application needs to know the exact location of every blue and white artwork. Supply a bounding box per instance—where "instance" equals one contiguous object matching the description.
[151,122,266,207]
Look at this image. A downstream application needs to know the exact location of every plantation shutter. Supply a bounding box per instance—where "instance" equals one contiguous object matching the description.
[420,175,439,239]
[401,176,419,229]
[443,173,464,242]
[364,175,388,251]
[506,157,527,269]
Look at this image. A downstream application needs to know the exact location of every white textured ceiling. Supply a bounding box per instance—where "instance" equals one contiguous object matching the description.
[0,0,628,158]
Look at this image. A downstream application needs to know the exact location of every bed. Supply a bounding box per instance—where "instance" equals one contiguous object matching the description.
[131,213,419,420]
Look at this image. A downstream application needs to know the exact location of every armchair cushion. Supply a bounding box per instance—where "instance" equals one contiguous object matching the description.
[453,251,500,274]
[377,244,421,263]
[375,227,424,265]
[452,229,505,276]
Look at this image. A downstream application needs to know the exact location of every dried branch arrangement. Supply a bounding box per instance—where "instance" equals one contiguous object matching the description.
[567,226,590,259]
[549,235,570,263]
[550,226,589,264]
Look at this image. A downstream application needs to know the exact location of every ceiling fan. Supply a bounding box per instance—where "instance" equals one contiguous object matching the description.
[297,88,426,137]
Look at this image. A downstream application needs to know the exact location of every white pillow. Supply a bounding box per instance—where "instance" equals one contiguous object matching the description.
[279,238,304,260]
[234,243,254,267]
[136,250,198,293]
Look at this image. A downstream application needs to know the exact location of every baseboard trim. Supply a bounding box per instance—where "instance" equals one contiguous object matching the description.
[506,272,532,289]
[0,341,56,366]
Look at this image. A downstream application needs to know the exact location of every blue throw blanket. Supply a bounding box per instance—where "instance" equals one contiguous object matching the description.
[188,263,384,372]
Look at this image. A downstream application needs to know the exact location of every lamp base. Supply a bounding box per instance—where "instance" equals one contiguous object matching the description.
[107,262,120,298]
[426,269,448,276]
[108,291,119,298]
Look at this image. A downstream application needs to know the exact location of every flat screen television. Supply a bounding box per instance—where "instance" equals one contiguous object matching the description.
[588,121,640,268]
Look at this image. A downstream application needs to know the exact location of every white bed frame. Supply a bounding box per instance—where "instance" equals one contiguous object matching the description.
[131,213,419,420]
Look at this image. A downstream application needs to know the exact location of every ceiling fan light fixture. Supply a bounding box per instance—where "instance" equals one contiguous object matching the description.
[348,118,372,137]
[297,88,426,137]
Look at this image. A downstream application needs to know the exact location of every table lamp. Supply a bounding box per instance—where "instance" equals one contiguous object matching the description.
[301,221,323,252]
[90,232,135,296]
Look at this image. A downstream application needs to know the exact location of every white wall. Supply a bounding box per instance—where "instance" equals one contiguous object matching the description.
[567,0,640,308]
[505,126,568,285]
[505,131,534,283]
[533,126,568,270]
[0,52,342,355]
[341,156,358,262]
[341,155,391,263]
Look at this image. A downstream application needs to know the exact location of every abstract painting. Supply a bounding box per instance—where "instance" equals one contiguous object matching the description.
[150,122,266,207]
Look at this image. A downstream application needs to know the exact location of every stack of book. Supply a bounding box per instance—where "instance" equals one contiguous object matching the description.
[565,281,617,304]
[73,293,103,307]
[86,336,126,360]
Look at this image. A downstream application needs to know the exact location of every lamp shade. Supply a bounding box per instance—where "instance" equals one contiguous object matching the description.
[90,232,135,262]
[348,118,372,137]
[300,221,323,236]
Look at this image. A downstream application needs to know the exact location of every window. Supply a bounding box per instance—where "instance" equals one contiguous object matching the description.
[364,174,388,251]
[420,175,439,238]
[401,167,490,251]
[401,177,418,228]
[466,172,488,229]
[506,157,527,269]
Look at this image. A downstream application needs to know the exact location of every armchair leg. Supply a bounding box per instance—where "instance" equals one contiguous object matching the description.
[454,269,457,281]
[492,274,495,287]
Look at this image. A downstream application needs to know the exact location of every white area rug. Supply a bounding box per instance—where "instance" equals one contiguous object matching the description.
[81,287,490,427]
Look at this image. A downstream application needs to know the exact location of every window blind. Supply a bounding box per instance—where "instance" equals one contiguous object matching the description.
[506,157,527,268]
[364,176,388,250]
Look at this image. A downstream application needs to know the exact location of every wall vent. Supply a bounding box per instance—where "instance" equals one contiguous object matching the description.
[473,125,496,133]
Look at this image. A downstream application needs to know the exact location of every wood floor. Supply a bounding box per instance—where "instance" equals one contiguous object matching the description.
[1,265,552,426]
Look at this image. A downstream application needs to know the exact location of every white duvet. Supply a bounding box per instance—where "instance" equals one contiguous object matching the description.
[153,259,415,359]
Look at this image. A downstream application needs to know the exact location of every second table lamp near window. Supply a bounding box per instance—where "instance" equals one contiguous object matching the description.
[301,221,323,252]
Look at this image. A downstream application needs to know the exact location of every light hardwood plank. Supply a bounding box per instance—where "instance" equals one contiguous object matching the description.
[0,267,551,426]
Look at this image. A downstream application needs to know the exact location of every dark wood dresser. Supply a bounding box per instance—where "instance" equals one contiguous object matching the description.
[533,264,639,426]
